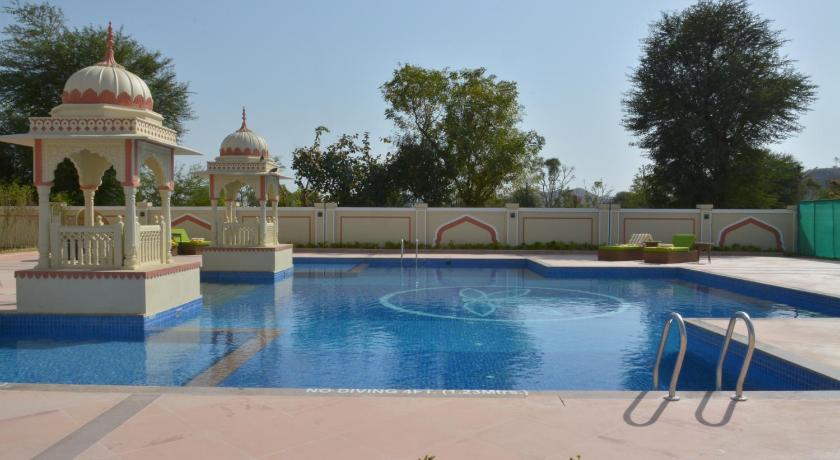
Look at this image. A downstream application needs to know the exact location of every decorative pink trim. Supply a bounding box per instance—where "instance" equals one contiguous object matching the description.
[718,217,784,251]
[278,215,312,244]
[28,118,176,144]
[172,214,212,230]
[101,22,117,66]
[435,216,498,246]
[14,261,200,280]
[61,89,154,110]
[33,139,45,185]
[133,141,139,185]
[169,147,175,189]
[79,185,98,190]
[198,245,292,253]
[219,147,269,157]
[522,216,594,244]
[339,216,411,243]
[123,140,134,186]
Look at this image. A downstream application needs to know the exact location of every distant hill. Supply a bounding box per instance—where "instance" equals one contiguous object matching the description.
[803,167,840,200]
[805,167,840,187]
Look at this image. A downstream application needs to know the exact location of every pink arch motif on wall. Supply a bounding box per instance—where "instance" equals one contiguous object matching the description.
[717,217,784,251]
[172,214,212,231]
[435,215,498,246]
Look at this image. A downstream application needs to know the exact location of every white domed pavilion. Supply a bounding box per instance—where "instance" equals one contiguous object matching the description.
[194,109,293,281]
[0,23,202,319]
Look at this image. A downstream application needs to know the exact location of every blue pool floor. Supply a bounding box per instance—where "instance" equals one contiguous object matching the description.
[1,261,837,391]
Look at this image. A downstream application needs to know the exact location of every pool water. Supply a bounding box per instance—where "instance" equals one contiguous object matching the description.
[0,261,832,390]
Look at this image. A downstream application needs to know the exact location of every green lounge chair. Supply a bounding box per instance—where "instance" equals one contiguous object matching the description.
[597,233,653,261]
[171,227,211,255]
[643,233,699,264]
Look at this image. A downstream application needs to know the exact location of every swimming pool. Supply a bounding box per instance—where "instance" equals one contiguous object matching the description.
[1,258,839,391]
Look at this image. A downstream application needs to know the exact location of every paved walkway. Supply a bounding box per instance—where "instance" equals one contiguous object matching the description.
[2,387,840,459]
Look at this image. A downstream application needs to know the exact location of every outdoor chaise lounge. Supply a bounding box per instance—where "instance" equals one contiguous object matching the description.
[597,233,653,261]
[643,233,699,264]
[172,228,211,255]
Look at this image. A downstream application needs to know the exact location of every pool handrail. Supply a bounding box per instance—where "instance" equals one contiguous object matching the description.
[715,311,756,401]
[653,312,687,401]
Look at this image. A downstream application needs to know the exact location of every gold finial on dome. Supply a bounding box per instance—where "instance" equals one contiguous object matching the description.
[100,21,117,66]
[239,106,251,132]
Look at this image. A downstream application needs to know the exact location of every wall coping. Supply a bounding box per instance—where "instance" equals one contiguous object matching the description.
[2,206,796,213]
[198,244,293,253]
[15,261,201,280]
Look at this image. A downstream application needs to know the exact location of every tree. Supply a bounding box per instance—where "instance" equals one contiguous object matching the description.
[382,65,544,206]
[291,126,328,206]
[506,154,542,207]
[0,1,194,204]
[388,138,454,205]
[137,163,209,206]
[724,150,804,208]
[622,0,816,208]
[612,166,656,208]
[538,157,575,207]
[291,127,402,206]
[583,180,613,207]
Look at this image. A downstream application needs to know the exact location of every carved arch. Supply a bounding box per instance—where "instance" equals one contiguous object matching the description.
[434,215,498,246]
[136,141,174,188]
[172,213,212,230]
[717,217,784,251]
[41,139,125,185]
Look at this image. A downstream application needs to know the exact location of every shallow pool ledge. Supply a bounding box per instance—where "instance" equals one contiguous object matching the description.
[686,318,840,390]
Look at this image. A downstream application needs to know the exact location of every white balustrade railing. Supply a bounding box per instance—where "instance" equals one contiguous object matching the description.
[138,222,166,265]
[264,222,276,246]
[223,222,260,247]
[50,222,123,269]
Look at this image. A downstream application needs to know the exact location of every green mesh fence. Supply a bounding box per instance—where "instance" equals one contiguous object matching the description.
[798,199,840,259]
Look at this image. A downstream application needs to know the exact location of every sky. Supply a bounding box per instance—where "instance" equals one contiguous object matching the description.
[2,0,839,191]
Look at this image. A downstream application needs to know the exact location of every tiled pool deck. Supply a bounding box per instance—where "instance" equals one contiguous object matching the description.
[3,250,840,458]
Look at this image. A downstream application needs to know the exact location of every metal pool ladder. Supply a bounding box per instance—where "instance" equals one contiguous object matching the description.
[715,311,756,401]
[400,239,405,259]
[653,312,687,401]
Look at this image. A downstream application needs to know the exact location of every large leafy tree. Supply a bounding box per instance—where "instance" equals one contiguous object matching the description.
[0,1,194,204]
[622,0,815,208]
[291,127,402,206]
[387,137,455,206]
[382,65,544,206]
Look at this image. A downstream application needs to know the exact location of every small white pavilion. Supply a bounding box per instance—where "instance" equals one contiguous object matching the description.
[0,24,202,317]
[195,109,294,282]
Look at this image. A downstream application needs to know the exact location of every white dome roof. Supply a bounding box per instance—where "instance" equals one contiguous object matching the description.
[60,23,154,110]
[220,108,270,157]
